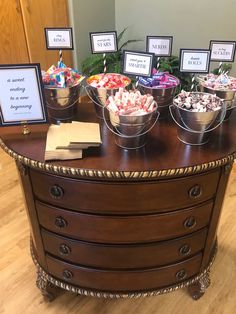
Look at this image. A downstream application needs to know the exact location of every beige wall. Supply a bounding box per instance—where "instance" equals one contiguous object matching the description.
[115,0,236,75]
[68,0,115,69]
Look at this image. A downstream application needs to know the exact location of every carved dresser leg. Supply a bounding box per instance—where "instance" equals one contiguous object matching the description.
[188,271,211,300]
[36,269,59,301]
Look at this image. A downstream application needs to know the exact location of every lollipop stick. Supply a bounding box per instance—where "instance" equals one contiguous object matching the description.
[218,62,223,75]
[59,49,63,63]
[191,74,195,91]
[156,56,160,70]
[103,53,107,74]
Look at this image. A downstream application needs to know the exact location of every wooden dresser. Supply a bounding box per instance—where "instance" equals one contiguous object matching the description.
[1,102,236,301]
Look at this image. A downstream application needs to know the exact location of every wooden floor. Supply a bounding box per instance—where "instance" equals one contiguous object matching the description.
[1,149,236,314]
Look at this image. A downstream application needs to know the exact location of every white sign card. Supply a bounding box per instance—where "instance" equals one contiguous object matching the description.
[209,40,236,62]
[146,36,173,56]
[90,31,118,54]
[122,50,154,77]
[179,49,211,73]
[0,64,47,126]
[45,28,73,49]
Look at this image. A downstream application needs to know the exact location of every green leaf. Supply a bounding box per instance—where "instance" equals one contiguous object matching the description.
[119,39,143,50]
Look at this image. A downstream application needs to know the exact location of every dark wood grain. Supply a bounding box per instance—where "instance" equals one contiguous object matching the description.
[30,168,219,214]
[36,201,212,243]
[1,102,236,174]
[42,228,207,269]
[46,253,202,292]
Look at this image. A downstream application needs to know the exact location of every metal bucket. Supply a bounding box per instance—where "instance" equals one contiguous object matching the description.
[85,73,131,119]
[103,106,159,149]
[199,81,236,121]
[170,93,226,145]
[44,83,81,124]
[137,75,179,119]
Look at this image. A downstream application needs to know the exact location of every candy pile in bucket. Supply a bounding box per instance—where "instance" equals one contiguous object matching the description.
[42,61,84,88]
[199,73,236,120]
[138,70,179,89]
[104,88,158,149]
[138,70,179,119]
[42,62,85,123]
[170,91,225,145]
[86,73,131,118]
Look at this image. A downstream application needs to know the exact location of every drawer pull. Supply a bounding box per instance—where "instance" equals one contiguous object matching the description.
[179,244,191,256]
[184,217,196,229]
[176,269,187,281]
[55,216,68,228]
[59,244,71,255]
[50,185,64,199]
[188,185,202,199]
[62,269,73,280]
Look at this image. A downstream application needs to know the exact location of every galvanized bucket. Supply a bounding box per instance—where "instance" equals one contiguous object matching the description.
[137,74,179,119]
[44,83,82,124]
[85,73,131,119]
[170,93,226,145]
[199,80,236,121]
[103,106,159,149]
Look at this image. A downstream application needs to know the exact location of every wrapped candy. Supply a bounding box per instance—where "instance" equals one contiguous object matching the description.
[174,91,222,112]
[87,73,130,89]
[42,61,85,88]
[201,73,236,91]
[138,71,179,89]
[106,88,157,115]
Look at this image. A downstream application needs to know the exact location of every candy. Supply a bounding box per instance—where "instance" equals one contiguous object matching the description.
[138,71,179,89]
[42,61,85,88]
[200,73,236,91]
[174,91,222,112]
[87,73,130,89]
[106,88,157,116]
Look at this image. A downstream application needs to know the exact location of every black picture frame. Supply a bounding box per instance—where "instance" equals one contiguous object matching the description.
[89,31,118,54]
[209,40,236,62]
[122,50,155,77]
[146,36,173,57]
[179,48,211,73]
[44,27,74,50]
[0,63,48,126]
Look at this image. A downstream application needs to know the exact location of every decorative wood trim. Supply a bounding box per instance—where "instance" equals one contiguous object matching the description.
[1,139,235,180]
[31,239,217,299]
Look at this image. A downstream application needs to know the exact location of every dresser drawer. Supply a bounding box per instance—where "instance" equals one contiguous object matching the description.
[46,253,202,292]
[30,169,219,214]
[37,201,212,243]
[42,228,207,269]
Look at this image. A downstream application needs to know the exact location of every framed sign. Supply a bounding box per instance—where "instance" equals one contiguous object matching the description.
[179,49,211,73]
[209,40,236,62]
[44,27,73,50]
[146,36,173,56]
[122,50,154,77]
[0,64,48,126]
[90,31,118,54]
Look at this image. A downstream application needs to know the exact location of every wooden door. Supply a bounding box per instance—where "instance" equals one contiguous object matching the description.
[0,0,29,64]
[20,0,73,70]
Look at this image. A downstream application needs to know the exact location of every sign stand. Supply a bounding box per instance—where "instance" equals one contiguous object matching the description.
[179,49,211,91]
[21,120,30,135]
[209,40,236,75]
[89,31,118,73]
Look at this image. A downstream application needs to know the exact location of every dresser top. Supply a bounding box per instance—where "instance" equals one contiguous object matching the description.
[1,102,236,180]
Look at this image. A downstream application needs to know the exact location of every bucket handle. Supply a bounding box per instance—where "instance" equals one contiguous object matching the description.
[84,85,105,108]
[46,96,79,110]
[102,107,160,138]
[169,104,226,134]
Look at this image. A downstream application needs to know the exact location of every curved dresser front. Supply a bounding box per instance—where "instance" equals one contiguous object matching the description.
[1,102,236,300]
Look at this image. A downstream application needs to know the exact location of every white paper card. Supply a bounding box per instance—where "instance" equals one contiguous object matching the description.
[123,51,153,77]
[210,41,236,62]
[180,49,211,73]
[147,36,172,56]
[45,28,73,49]
[0,65,47,125]
[90,32,117,53]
